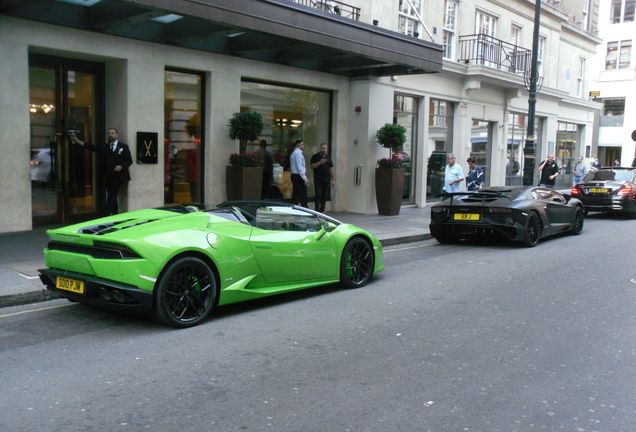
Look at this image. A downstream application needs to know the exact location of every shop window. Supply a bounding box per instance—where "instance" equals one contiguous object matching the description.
[427,99,454,199]
[394,94,419,202]
[164,70,204,204]
[240,81,331,200]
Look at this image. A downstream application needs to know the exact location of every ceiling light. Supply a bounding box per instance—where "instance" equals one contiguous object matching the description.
[151,14,183,24]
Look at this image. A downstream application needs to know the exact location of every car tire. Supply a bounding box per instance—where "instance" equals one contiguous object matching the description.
[434,231,459,244]
[340,237,374,288]
[571,207,584,235]
[153,256,217,328]
[521,211,541,247]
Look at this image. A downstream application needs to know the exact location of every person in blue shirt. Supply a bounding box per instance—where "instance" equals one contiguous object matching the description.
[290,139,308,207]
[465,156,485,191]
[443,153,464,193]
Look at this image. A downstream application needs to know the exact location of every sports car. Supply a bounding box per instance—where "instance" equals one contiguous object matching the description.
[570,167,636,215]
[429,186,585,246]
[39,201,383,327]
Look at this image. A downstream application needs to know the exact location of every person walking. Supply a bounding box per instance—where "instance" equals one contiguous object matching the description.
[258,139,274,199]
[443,153,464,193]
[310,143,334,212]
[572,156,588,186]
[71,127,132,215]
[537,153,559,188]
[290,139,308,207]
[465,156,485,191]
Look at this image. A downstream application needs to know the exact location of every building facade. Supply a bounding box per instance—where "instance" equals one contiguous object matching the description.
[591,0,636,166]
[1,0,601,234]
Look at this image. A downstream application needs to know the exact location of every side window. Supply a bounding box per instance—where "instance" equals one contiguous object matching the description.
[255,206,321,232]
[532,188,552,200]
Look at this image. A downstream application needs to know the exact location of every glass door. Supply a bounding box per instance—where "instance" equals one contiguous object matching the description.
[29,56,103,225]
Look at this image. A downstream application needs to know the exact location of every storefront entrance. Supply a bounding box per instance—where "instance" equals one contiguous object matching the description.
[29,55,103,225]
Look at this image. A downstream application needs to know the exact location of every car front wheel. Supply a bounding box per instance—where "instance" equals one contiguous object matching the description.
[340,237,374,288]
[154,256,217,328]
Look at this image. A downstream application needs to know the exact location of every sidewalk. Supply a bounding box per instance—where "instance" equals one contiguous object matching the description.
[0,206,431,308]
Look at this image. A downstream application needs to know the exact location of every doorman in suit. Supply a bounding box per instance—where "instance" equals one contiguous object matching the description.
[71,128,133,215]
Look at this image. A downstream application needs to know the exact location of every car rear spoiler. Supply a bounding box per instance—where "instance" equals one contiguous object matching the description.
[441,191,512,206]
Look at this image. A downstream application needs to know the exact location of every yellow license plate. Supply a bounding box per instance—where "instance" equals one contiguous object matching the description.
[55,276,85,294]
[589,188,608,193]
[453,213,480,221]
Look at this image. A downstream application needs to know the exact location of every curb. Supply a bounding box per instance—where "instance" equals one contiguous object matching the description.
[379,233,432,247]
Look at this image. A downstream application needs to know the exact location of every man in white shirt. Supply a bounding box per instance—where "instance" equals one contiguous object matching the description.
[443,153,464,193]
[290,139,308,207]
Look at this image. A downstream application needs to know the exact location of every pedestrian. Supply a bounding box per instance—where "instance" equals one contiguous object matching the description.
[572,156,588,186]
[71,128,132,215]
[310,142,335,213]
[506,155,520,177]
[537,153,559,188]
[591,157,601,170]
[290,139,308,207]
[443,153,464,193]
[258,139,274,199]
[614,158,621,166]
[465,156,485,191]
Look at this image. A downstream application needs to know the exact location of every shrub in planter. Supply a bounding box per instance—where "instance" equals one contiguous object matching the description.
[375,124,407,216]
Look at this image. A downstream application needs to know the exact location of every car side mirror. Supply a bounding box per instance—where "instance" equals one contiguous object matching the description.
[562,193,571,201]
[322,221,336,232]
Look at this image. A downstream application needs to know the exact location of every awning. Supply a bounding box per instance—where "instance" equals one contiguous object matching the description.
[1,0,443,77]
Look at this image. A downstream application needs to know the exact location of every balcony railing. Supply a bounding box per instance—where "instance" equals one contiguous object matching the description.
[457,34,531,75]
[290,0,361,21]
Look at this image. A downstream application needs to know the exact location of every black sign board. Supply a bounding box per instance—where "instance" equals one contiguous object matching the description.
[136,132,158,164]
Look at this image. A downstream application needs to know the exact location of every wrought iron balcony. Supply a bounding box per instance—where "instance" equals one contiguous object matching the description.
[457,34,531,75]
[290,0,361,20]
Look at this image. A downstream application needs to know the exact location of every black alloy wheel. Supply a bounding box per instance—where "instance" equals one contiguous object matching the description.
[154,257,217,328]
[340,237,374,288]
[571,207,584,235]
[521,211,541,247]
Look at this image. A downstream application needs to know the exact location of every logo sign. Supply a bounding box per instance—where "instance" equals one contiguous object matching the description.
[136,132,158,164]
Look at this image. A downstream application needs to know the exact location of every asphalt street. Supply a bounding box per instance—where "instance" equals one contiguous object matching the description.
[1,214,635,432]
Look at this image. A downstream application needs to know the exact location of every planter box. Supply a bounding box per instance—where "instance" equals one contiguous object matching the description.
[226,166,263,200]
[375,168,404,216]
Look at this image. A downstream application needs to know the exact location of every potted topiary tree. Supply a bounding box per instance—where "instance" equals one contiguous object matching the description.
[375,123,407,215]
[227,111,264,200]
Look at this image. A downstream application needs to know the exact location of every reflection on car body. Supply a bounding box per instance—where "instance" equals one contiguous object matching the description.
[429,186,585,247]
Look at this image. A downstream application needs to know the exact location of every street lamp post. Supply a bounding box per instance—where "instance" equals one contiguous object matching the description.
[523,0,542,185]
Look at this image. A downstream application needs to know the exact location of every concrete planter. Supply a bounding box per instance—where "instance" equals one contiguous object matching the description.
[375,168,404,216]
[226,166,263,200]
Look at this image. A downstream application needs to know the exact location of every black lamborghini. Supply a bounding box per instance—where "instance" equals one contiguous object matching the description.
[570,167,636,215]
[429,186,585,247]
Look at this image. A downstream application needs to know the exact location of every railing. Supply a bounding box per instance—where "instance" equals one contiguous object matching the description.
[457,34,531,75]
[290,0,361,21]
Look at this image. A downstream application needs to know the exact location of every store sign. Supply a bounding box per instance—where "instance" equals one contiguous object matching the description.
[136,132,158,164]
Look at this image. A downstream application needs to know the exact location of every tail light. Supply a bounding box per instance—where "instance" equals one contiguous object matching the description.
[570,186,580,196]
[617,185,633,196]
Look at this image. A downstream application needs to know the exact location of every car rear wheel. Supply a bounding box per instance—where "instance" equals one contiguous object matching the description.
[521,211,541,247]
[571,207,584,235]
[154,256,217,328]
[340,237,374,288]
[434,231,459,244]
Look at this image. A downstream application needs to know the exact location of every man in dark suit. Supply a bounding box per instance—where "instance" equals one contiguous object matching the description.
[71,128,132,215]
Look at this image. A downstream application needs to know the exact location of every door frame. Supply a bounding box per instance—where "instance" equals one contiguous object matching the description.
[29,54,105,225]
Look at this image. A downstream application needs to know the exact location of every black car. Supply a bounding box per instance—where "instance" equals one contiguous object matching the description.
[429,186,585,247]
[570,167,636,215]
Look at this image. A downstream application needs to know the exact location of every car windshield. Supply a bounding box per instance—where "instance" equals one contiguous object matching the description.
[584,169,634,182]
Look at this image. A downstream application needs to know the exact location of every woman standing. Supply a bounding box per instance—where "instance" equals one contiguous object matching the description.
[465,156,485,191]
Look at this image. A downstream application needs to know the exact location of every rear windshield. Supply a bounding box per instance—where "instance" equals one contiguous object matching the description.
[584,169,634,182]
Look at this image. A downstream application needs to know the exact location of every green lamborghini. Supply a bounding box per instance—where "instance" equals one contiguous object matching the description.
[39,201,383,327]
